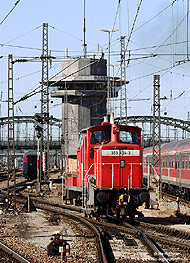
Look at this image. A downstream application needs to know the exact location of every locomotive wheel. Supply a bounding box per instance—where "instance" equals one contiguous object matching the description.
[96,192,108,204]
[129,214,135,222]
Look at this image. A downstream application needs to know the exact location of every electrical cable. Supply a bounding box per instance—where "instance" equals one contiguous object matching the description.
[153,10,190,54]
[13,57,102,105]
[125,0,143,53]
[49,25,97,48]
[0,0,21,26]
[125,4,190,102]
[4,25,42,45]
[111,0,121,39]
[132,0,177,36]
[127,41,190,52]
[129,58,190,103]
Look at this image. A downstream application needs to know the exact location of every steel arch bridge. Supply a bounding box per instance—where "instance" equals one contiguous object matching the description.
[125,115,190,145]
[0,115,189,149]
[0,115,62,150]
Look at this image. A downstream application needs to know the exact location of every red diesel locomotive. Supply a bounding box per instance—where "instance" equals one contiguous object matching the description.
[64,116,149,219]
[143,138,190,200]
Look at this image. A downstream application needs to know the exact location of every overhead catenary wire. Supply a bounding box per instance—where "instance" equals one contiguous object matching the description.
[14,56,103,105]
[129,58,190,103]
[131,0,178,36]
[153,9,190,54]
[111,0,121,38]
[0,0,21,26]
[125,0,143,53]
[1,0,189,121]
[4,25,42,45]
[125,2,190,104]
[119,0,185,83]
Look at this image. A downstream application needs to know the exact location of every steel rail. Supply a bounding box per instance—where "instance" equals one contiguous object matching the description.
[92,217,170,263]
[120,222,171,263]
[138,220,190,241]
[18,196,190,261]
[0,241,30,263]
[27,201,108,263]
[29,197,169,262]
[163,192,190,206]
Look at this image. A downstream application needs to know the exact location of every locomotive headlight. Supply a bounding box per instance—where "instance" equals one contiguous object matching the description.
[120,160,125,168]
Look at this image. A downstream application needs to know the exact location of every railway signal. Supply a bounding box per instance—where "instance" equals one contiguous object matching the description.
[47,232,70,259]
[34,113,43,138]
[34,113,44,192]
[35,113,43,123]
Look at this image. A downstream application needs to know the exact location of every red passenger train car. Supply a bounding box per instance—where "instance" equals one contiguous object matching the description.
[65,116,149,218]
[143,138,190,200]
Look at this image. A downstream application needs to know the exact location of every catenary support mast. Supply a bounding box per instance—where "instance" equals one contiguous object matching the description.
[152,75,162,199]
[120,36,127,124]
[7,54,16,209]
[41,23,50,181]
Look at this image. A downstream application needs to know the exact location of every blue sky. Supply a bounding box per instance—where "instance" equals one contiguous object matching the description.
[0,0,190,122]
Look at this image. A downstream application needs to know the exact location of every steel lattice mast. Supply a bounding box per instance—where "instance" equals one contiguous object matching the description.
[120,36,127,124]
[7,54,16,208]
[152,74,162,199]
[63,82,69,173]
[41,23,50,181]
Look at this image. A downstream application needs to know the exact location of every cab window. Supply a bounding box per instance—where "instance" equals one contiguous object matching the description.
[78,133,85,148]
[120,130,139,144]
[90,130,110,145]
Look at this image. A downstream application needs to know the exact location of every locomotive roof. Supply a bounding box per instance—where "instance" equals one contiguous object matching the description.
[80,123,141,133]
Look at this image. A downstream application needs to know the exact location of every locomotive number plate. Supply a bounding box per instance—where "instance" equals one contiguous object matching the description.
[102,150,140,156]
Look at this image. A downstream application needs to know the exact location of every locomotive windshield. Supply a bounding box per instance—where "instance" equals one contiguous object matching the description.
[120,130,139,144]
[78,133,85,148]
[90,129,110,144]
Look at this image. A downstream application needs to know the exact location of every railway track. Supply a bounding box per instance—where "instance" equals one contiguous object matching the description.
[0,241,30,263]
[163,192,190,206]
[0,170,22,183]
[16,195,190,262]
[130,221,190,262]
[18,197,109,263]
[1,187,189,262]
[138,221,190,242]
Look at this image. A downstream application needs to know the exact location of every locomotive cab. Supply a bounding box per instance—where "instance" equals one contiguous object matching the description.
[64,117,150,219]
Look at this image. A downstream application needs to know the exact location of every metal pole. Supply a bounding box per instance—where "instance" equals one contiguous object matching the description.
[100,28,118,115]
[62,173,64,202]
[187,0,189,60]
[120,36,127,124]
[41,22,50,182]
[7,54,16,210]
[152,75,162,199]
[107,31,110,115]
[37,137,41,192]
[83,0,87,57]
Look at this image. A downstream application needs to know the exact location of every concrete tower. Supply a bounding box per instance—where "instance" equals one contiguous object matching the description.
[50,54,121,156]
